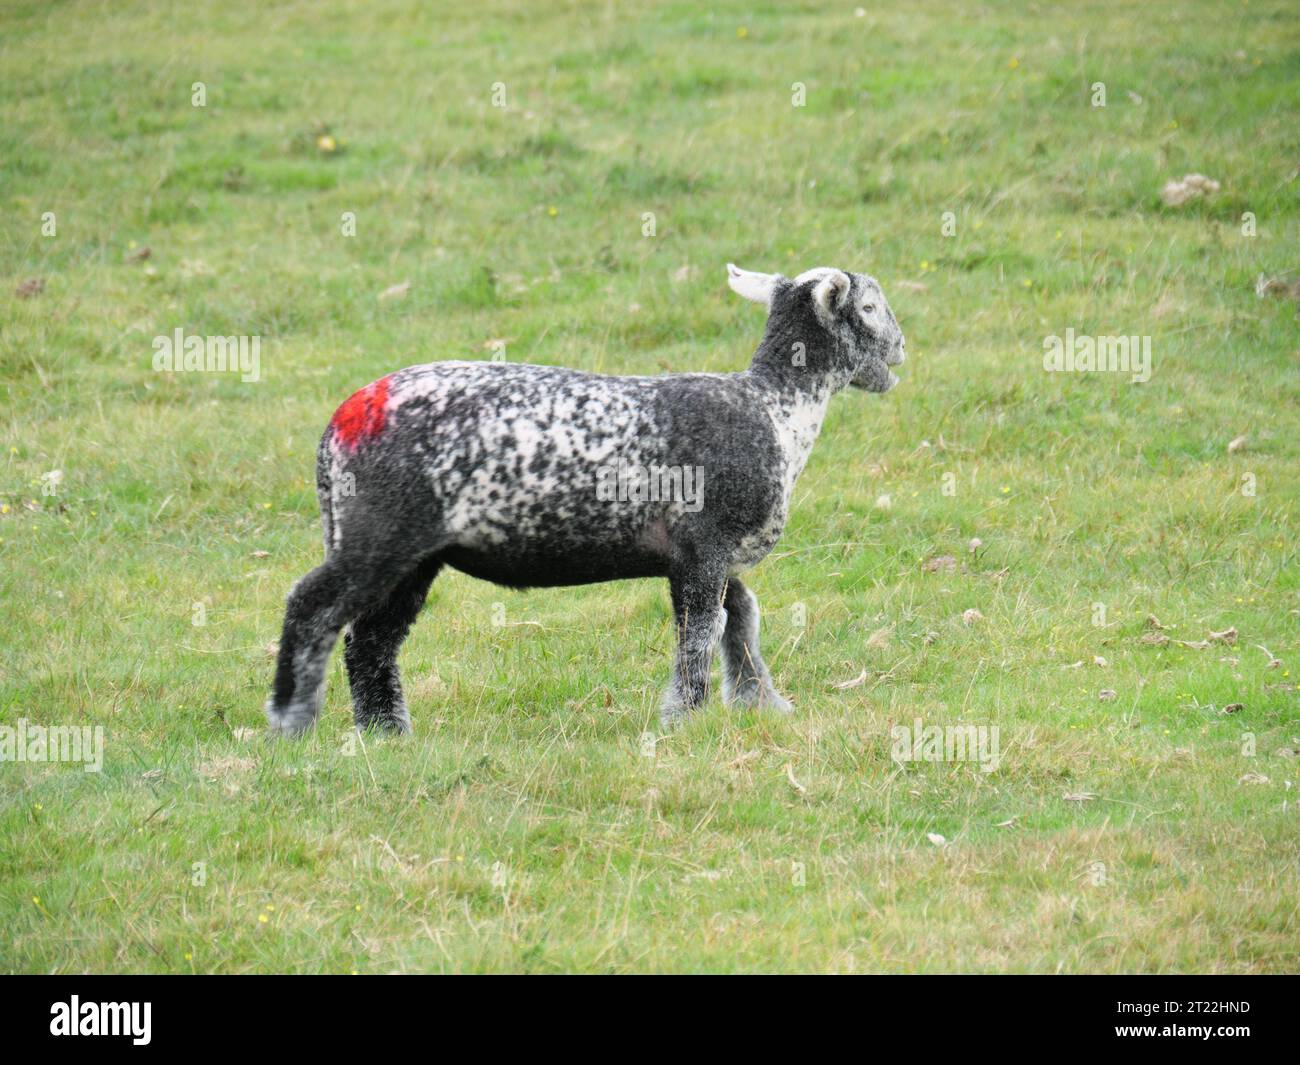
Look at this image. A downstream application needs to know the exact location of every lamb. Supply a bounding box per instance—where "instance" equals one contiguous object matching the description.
[266,263,906,736]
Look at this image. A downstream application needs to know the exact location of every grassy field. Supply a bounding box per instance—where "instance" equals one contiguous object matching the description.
[2,0,1298,973]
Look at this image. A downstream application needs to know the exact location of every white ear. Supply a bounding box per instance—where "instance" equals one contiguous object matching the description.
[726,263,778,307]
[811,269,851,317]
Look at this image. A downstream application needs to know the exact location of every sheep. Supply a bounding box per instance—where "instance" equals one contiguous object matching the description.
[266,263,906,736]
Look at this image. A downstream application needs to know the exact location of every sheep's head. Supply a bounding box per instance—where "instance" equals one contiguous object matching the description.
[727,264,906,393]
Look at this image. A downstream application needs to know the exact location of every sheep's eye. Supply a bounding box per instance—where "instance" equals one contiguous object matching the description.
[862,303,876,315]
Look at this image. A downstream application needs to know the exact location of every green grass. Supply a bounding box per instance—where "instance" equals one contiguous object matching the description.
[2,0,1298,973]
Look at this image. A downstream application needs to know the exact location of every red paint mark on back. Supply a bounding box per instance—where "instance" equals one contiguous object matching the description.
[330,375,391,451]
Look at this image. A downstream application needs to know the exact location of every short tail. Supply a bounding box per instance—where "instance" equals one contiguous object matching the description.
[316,430,336,557]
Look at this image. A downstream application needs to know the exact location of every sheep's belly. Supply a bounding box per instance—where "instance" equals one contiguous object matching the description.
[441,543,669,589]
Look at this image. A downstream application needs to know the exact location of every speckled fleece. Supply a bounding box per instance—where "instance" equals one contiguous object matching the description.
[267,266,905,734]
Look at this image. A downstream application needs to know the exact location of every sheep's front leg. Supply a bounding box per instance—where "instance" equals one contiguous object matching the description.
[721,579,792,713]
[662,557,728,727]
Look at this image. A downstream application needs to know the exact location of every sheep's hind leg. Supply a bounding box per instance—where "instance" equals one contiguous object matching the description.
[267,558,380,736]
[661,554,729,728]
[344,555,443,734]
[720,578,792,714]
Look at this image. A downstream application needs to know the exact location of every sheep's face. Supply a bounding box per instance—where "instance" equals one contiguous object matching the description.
[728,264,906,393]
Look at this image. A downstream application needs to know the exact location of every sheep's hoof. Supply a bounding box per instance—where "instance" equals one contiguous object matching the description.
[354,711,412,736]
[749,689,793,715]
[659,706,689,730]
[725,680,793,715]
[265,701,319,738]
[659,691,699,729]
[761,691,794,715]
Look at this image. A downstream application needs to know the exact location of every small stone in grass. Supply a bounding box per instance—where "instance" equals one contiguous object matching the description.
[865,626,891,649]
[1160,173,1220,207]
[1098,689,1118,702]
[1255,274,1300,301]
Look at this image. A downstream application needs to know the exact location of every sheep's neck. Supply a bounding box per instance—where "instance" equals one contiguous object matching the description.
[746,334,841,496]
[747,326,850,402]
